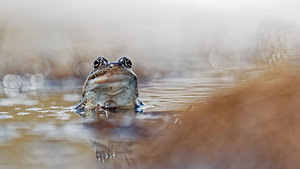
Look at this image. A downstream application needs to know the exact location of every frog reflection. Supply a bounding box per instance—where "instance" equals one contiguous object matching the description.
[83,112,172,168]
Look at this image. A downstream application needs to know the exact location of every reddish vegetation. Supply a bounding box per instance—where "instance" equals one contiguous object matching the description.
[138,69,300,169]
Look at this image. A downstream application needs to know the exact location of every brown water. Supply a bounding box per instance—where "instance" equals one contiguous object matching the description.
[0,70,234,169]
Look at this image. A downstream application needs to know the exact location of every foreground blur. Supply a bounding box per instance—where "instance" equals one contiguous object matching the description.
[137,67,300,169]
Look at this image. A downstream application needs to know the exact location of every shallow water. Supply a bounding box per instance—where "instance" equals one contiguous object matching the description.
[0,71,234,169]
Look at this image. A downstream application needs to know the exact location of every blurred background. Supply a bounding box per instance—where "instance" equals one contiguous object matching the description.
[1,0,300,84]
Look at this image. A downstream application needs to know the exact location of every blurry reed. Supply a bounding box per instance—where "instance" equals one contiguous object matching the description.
[136,67,300,169]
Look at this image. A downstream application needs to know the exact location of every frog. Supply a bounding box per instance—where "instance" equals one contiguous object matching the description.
[75,57,144,115]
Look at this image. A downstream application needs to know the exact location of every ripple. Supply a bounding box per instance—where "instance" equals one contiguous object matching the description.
[25,107,42,111]
[0,115,14,119]
[56,113,71,121]
[0,98,38,106]
[17,112,31,116]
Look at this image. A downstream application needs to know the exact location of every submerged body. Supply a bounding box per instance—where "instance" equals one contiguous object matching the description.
[75,57,143,114]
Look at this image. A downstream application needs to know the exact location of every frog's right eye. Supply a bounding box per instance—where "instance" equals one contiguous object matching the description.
[94,57,108,69]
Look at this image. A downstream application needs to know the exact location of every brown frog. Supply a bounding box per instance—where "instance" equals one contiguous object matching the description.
[75,57,144,114]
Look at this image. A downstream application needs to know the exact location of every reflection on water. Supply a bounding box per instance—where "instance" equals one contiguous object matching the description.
[0,70,233,169]
[83,111,174,166]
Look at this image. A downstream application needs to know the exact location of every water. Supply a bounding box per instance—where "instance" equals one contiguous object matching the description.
[0,71,233,169]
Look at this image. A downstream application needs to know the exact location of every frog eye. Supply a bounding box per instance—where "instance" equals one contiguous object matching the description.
[94,57,108,69]
[118,57,132,68]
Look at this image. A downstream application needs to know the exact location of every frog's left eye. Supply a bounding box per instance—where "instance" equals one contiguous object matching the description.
[118,57,132,68]
[94,57,108,69]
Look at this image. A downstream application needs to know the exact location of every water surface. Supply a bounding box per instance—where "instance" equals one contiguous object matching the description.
[0,71,233,169]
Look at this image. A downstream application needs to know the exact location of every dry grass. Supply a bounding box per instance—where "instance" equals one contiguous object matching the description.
[136,67,300,169]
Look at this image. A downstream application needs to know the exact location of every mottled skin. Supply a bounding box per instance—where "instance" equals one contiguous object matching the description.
[75,57,143,113]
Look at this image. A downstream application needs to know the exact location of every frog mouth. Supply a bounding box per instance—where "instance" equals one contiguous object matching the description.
[91,74,127,96]
[93,73,127,84]
[106,87,123,96]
